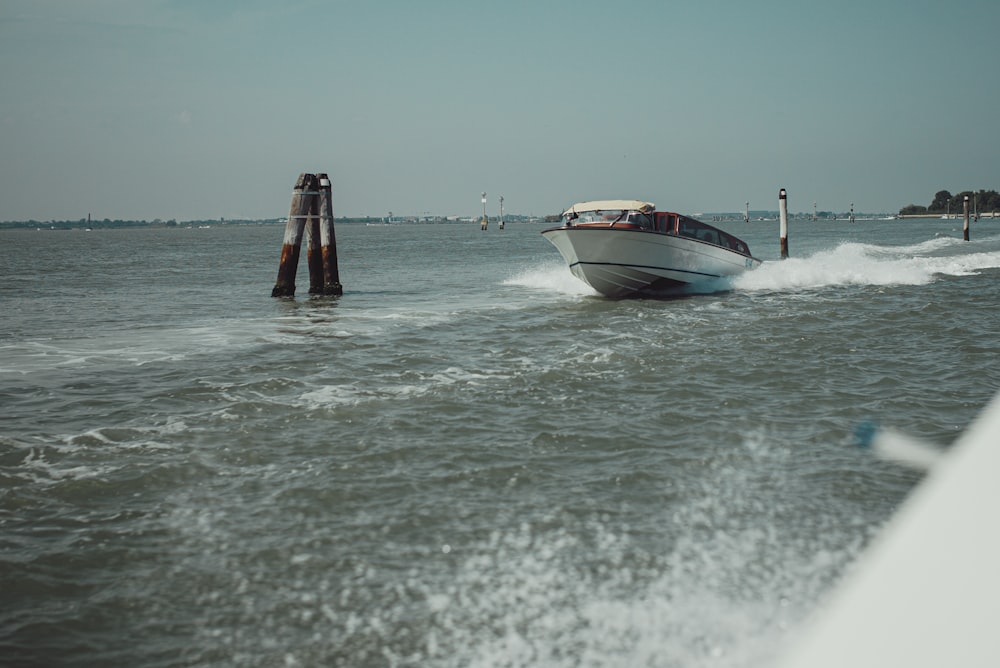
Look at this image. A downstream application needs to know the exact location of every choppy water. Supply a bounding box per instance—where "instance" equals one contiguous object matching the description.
[2,218,999,667]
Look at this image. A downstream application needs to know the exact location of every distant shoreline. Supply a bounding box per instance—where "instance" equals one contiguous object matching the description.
[3,212,998,231]
[898,212,1000,219]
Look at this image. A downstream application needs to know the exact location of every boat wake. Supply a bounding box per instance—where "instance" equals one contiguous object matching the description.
[383,431,859,668]
[733,239,1000,293]
[509,235,1000,300]
[504,263,599,297]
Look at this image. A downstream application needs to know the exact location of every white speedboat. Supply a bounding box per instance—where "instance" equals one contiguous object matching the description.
[542,199,761,298]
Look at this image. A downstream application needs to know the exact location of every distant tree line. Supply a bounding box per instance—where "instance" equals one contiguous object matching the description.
[899,189,1000,216]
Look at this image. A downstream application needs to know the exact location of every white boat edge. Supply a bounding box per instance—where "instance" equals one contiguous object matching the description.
[774,390,1000,667]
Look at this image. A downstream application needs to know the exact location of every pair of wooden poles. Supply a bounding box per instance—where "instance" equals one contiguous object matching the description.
[271,173,342,297]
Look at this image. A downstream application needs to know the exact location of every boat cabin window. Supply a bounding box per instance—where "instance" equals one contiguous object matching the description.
[717,231,749,255]
[654,212,677,233]
[565,209,615,224]
[675,216,752,255]
[677,218,717,243]
[625,211,653,229]
[677,217,707,240]
[565,209,653,229]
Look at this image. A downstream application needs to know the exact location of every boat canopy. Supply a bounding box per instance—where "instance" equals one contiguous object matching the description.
[563,200,655,216]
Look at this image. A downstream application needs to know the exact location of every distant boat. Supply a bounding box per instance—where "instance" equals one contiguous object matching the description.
[541,199,761,298]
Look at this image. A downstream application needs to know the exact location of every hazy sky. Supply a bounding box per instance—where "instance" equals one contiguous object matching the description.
[2,0,997,221]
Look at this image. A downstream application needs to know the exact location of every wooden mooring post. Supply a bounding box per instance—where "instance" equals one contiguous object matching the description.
[317,174,342,295]
[271,172,342,297]
[306,189,324,294]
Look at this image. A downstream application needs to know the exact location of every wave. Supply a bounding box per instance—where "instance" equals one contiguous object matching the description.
[503,263,598,297]
[734,241,1000,293]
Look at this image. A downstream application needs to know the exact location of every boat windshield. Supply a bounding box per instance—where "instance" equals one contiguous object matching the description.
[565,209,654,229]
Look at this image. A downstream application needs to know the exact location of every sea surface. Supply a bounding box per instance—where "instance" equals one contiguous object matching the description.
[2,217,999,667]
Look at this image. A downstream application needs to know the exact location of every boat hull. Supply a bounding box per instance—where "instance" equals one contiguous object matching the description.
[541,226,761,298]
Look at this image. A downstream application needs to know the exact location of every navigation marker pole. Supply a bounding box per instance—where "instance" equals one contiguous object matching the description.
[499,195,505,230]
[779,188,789,259]
[964,195,970,242]
[481,192,488,230]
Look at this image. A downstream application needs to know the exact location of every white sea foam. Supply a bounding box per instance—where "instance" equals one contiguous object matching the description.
[297,366,494,410]
[389,433,856,668]
[865,235,957,256]
[19,446,119,485]
[298,382,412,409]
[734,242,1000,292]
[0,324,262,375]
[503,263,598,297]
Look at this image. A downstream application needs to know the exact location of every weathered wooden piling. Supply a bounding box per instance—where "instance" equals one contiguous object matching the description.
[272,172,342,298]
[779,188,789,259]
[317,174,342,295]
[964,195,970,241]
[271,173,316,297]
[306,193,324,294]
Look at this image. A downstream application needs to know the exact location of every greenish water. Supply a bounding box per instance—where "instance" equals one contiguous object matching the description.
[2,218,998,666]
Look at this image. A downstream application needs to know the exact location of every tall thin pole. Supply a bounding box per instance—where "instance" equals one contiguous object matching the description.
[963,195,970,242]
[499,195,505,230]
[779,188,789,259]
[481,192,488,230]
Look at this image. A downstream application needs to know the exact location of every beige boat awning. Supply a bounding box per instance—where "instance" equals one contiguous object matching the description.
[563,200,655,216]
